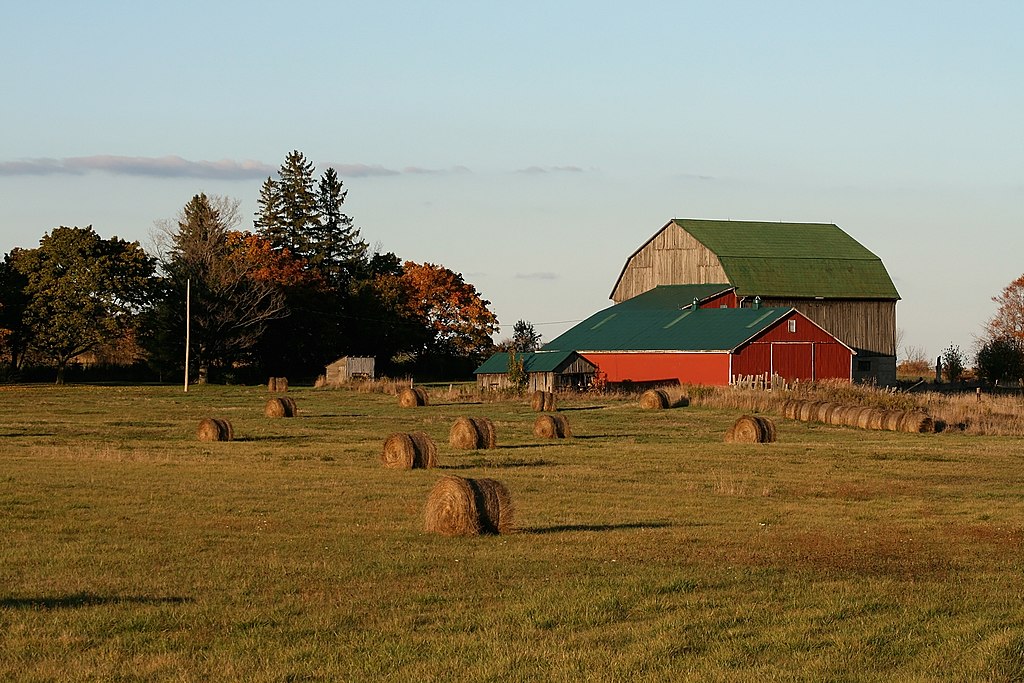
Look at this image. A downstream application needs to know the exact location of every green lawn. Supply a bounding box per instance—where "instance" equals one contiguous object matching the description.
[2,384,1023,681]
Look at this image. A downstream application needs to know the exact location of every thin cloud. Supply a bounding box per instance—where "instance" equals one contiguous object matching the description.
[0,155,274,179]
[516,165,586,175]
[401,165,472,175]
[515,272,560,280]
[0,155,475,180]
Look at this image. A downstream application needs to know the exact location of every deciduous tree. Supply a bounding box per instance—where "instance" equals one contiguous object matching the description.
[153,194,287,382]
[10,226,156,384]
[399,261,498,360]
[986,275,1024,342]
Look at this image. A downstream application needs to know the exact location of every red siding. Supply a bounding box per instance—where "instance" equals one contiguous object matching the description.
[580,352,731,386]
[732,311,852,381]
[700,290,738,309]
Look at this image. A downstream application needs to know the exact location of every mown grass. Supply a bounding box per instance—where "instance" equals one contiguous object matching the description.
[2,383,1024,681]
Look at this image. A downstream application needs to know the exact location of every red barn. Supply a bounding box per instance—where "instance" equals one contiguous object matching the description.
[543,285,853,386]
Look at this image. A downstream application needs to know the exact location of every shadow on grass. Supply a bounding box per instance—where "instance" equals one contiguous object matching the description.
[572,434,640,440]
[499,443,551,450]
[1,593,193,609]
[233,435,306,443]
[556,406,608,412]
[0,431,57,438]
[441,459,554,470]
[523,521,673,534]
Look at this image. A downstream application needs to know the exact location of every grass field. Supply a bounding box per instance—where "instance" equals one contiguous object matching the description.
[2,383,1024,681]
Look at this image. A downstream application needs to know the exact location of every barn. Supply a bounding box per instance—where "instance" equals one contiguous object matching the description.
[544,286,853,386]
[610,219,899,384]
[475,350,597,392]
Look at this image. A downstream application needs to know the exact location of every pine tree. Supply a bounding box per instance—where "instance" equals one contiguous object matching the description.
[254,177,284,248]
[313,166,367,286]
[275,150,319,260]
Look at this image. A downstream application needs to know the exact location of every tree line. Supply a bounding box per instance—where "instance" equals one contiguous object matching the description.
[0,150,502,384]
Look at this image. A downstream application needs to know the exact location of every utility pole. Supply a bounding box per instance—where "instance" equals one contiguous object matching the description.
[184,278,191,393]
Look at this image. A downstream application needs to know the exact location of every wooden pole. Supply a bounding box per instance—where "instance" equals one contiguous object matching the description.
[184,278,191,393]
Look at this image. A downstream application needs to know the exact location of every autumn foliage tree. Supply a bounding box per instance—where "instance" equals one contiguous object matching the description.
[986,275,1024,342]
[398,261,499,361]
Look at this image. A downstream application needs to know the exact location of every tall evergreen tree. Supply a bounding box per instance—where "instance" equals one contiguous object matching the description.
[253,177,284,245]
[313,166,367,287]
[276,150,319,259]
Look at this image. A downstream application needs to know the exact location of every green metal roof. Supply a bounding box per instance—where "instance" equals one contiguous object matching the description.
[614,284,733,310]
[672,219,900,300]
[543,303,794,352]
[474,350,583,375]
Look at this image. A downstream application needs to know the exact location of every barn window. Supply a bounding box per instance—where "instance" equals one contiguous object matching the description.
[787,320,797,333]
[857,360,871,372]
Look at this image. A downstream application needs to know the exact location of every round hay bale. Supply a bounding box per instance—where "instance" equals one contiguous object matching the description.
[899,411,934,434]
[725,415,766,443]
[795,401,813,422]
[754,416,777,443]
[197,417,232,442]
[639,389,669,410]
[781,399,801,420]
[448,417,497,450]
[268,377,288,392]
[408,431,438,468]
[424,476,483,536]
[281,397,297,416]
[867,409,887,431]
[398,387,428,408]
[530,390,557,412]
[881,410,904,431]
[533,414,571,439]
[851,407,874,429]
[473,416,497,448]
[450,417,481,450]
[828,405,852,426]
[474,478,515,534]
[264,397,294,418]
[816,402,837,424]
[382,433,417,469]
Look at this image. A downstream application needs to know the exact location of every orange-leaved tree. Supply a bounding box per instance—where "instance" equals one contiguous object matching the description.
[987,274,1024,342]
[399,261,498,359]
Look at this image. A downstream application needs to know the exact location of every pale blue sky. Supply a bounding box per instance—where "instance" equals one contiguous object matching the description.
[2,1,1022,360]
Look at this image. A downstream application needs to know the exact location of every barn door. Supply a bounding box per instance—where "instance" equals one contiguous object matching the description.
[771,343,813,382]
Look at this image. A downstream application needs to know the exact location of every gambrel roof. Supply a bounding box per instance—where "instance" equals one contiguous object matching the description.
[611,219,900,300]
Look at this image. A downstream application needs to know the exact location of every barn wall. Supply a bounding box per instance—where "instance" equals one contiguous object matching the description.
[701,290,738,308]
[612,224,728,302]
[732,312,853,382]
[757,298,895,356]
[582,352,731,386]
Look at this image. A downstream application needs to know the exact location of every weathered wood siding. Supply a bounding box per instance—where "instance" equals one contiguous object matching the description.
[757,298,895,357]
[612,224,728,302]
[325,356,375,383]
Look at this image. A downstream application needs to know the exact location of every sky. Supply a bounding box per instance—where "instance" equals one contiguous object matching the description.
[2,1,1022,362]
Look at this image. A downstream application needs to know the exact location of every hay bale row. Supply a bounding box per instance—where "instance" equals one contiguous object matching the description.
[530,390,557,412]
[264,397,297,418]
[381,432,438,469]
[781,399,933,433]
[398,386,429,408]
[449,416,497,450]
[424,475,514,536]
[533,414,571,439]
[197,417,233,442]
[724,415,776,443]
[268,377,288,392]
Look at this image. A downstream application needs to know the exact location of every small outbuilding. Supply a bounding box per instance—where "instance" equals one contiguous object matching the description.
[323,356,375,385]
[475,350,597,392]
